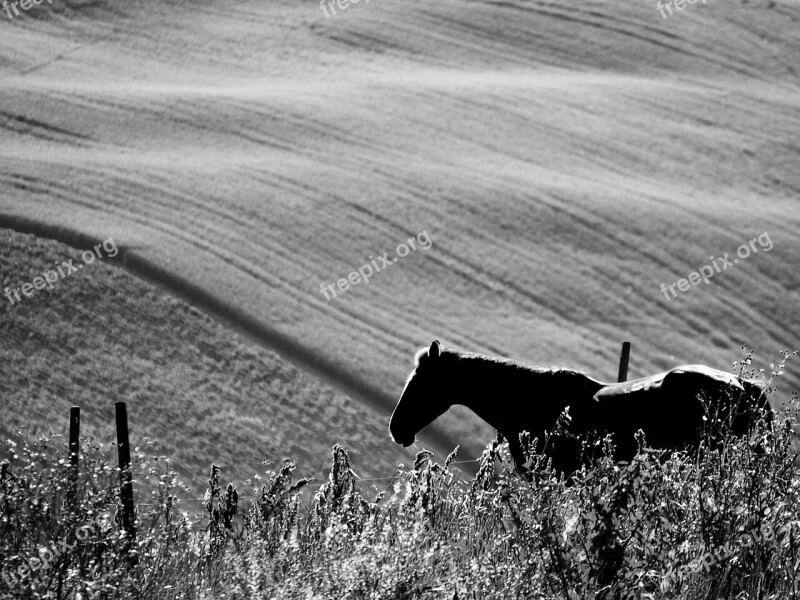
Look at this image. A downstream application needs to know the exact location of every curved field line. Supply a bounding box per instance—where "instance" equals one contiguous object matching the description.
[0,213,459,461]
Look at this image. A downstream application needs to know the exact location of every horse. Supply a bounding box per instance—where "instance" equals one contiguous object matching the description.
[389,341,771,476]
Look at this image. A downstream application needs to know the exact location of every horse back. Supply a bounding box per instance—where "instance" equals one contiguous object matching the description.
[590,365,766,460]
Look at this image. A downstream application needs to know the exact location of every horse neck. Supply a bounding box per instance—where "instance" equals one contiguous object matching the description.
[443,354,559,432]
[444,354,605,433]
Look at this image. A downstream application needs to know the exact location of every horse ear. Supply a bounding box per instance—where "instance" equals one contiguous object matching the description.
[430,340,440,359]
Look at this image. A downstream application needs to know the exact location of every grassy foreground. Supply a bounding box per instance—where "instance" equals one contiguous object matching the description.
[2,379,800,600]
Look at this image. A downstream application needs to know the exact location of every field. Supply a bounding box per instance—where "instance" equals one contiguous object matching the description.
[0,228,418,489]
[1,0,800,596]
[1,0,799,466]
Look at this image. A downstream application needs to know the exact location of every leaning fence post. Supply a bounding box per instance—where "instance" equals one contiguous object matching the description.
[67,406,80,509]
[618,341,631,382]
[114,402,137,548]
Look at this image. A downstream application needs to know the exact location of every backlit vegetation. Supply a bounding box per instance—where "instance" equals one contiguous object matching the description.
[2,376,799,599]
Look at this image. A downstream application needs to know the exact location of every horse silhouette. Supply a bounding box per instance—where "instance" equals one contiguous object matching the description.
[389,341,771,476]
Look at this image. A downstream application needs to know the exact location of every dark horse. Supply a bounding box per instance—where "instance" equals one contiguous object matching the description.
[389,341,770,475]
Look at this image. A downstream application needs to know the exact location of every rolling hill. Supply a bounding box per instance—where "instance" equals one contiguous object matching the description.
[1,0,799,464]
[0,227,421,491]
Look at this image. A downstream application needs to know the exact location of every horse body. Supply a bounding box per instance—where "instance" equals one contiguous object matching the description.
[389,341,770,475]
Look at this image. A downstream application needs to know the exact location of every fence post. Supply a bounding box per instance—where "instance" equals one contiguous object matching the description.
[114,402,137,549]
[617,341,631,382]
[67,406,80,509]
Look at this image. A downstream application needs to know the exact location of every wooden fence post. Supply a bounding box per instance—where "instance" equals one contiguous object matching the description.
[67,406,80,509]
[114,402,137,546]
[618,341,631,382]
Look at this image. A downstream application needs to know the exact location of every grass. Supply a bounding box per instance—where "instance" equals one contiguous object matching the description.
[1,372,799,599]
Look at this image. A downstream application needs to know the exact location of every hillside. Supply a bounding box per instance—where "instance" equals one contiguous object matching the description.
[0,227,418,490]
[0,0,798,462]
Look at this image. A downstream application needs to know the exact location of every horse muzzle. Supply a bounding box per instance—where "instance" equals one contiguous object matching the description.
[390,431,415,447]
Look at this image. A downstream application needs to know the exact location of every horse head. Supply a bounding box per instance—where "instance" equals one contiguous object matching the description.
[389,340,451,447]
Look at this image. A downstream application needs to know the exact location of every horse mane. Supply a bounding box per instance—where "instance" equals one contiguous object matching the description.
[415,344,599,384]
